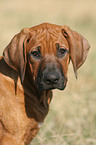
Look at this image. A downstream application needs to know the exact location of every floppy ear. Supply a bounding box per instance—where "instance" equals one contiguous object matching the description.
[62,26,90,78]
[3,28,30,84]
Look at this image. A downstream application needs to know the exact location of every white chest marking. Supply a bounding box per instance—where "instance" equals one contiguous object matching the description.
[38,122,43,128]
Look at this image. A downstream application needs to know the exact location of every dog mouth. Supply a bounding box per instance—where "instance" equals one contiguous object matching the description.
[42,84,66,91]
[36,74,67,91]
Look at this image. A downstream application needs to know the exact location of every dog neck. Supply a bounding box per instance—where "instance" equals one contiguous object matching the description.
[22,70,53,122]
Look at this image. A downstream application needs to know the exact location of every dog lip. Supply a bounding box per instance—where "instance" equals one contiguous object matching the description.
[37,80,67,91]
[38,85,66,91]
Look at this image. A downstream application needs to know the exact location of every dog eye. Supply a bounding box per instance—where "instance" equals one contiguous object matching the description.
[31,51,39,57]
[59,48,66,54]
[30,46,41,59]
[58,48,69,58]
[56,43,69,58]
[30,50,41,59]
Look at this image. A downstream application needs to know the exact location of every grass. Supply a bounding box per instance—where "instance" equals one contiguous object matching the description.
[0,0,96,145]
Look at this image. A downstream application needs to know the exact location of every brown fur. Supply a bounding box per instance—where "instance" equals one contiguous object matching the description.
[0,23,90,145]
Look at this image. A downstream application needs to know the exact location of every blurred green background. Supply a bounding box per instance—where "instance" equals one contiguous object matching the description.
[0,0,96,145]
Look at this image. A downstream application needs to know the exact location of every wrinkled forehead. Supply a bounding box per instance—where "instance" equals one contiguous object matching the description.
[27,24,69,54]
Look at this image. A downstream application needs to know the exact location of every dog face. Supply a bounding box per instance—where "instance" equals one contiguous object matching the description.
[3,23,90,91]
[27,25,69,91]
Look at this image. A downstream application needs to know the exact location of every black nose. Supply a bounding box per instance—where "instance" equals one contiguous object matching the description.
[44,72,59,85]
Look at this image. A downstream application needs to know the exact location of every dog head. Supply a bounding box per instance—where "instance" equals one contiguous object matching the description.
[3,23,90,91]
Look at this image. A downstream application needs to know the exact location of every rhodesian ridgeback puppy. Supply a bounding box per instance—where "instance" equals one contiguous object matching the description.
[0,23,90,145]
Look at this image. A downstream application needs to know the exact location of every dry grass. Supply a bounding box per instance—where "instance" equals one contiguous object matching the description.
[0,0,96,145]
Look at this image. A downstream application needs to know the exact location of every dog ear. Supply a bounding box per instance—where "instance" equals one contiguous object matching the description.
[3,28,30,84]
[62,26,90,78]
